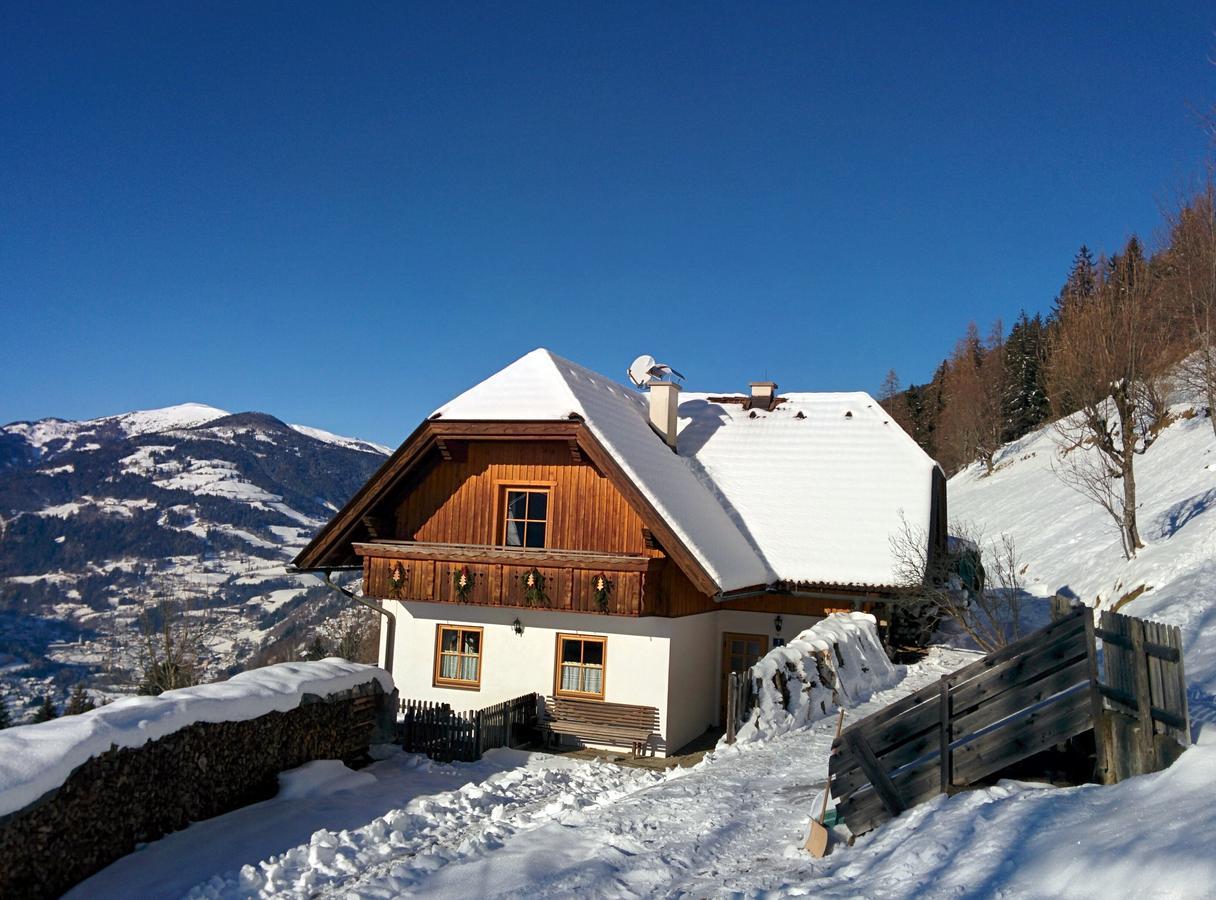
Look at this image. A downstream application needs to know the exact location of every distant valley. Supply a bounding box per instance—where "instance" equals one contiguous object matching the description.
[0,403,389,720]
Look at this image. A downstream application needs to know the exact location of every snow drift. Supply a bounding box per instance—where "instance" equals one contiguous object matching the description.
[0,659,393,819]
[731,612,899,745]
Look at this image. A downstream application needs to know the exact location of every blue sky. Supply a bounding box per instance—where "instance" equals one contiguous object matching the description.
[2,3,1213,447]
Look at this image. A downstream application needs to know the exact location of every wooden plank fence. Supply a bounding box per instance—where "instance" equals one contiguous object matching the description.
[399,693,539,763]
[828,607,1190,836]
[724,670,757,744]
[1095,610,1190,779]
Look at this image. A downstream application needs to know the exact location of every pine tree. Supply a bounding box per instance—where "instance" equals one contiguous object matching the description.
[1003,310,1050,439]
[1052,245,1098,321]
[0,703,11,730]
[32,694,58,723]
[303,636,328,661]
[65,684,96,716]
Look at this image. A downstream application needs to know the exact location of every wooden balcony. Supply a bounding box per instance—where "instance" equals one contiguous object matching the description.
[355,541,663,616]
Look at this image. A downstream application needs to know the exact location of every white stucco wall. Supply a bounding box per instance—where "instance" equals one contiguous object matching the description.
[380,599,825,755]
[390,600,674,750]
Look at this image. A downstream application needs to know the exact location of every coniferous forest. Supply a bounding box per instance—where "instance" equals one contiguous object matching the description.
[879,175,1216,481]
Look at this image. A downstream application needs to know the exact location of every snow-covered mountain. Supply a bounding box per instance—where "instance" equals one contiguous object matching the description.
[0,404,389,711]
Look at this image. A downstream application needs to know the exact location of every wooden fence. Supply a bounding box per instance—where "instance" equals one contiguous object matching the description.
[828,607,1190,836]
[1095,610,1189,779]
[399,693,539,763]
[724,670,758,744]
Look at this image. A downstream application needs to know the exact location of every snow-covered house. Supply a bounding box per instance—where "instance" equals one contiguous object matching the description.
[295,349,945,754]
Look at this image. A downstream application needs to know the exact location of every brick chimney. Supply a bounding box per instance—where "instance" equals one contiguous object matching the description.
[749,381,778,412]
[648,381,681,450]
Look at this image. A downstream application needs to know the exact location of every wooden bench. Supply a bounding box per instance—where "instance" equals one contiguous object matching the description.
[542,696,659,756]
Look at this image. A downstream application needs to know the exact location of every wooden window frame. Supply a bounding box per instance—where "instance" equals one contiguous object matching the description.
[433,624,484,691]
[497,482,553,550]
[554,632,607,700]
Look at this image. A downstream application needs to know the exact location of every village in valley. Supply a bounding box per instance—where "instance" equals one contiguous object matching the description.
[2,5,1215,899]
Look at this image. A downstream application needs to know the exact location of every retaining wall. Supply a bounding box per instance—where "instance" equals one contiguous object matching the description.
[0,678,394,899]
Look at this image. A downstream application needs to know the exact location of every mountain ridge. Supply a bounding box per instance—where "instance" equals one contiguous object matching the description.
[0,402,391,717]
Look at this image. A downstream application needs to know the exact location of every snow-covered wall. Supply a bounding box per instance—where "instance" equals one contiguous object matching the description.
[0,658,393,820]
[0,660,394,900]
[731,612,899,745]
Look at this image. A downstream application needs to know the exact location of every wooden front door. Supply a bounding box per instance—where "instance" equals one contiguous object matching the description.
[720,632,768,723]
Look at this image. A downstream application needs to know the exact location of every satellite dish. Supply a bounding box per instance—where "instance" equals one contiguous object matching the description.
[627,354,685,389]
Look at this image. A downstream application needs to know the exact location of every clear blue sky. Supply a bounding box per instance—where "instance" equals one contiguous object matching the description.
[2,3,1213,446]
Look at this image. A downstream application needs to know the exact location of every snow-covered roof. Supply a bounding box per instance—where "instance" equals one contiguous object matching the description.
[433,349,939,593]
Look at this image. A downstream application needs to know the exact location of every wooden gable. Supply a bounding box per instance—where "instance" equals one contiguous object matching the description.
[395,439,654,555]
[293,420,721,597]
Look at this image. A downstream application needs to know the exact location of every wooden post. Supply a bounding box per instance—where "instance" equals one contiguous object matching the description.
[1128,617,1157,775]
[726,673,738,744]
[1083,612,1114,784]
[938,675,953,792]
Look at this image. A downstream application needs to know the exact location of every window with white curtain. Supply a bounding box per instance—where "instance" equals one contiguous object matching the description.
[434,625,482,688]
[555,634,606,699]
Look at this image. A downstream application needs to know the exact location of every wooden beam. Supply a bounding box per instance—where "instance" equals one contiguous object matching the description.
[429,420,582,439]
[845,729,905,818]
[939,676,952,792]
[1129,618,1158,774]
[293,421,436,570]
[354,541,653,572]
[1096,684,1188,731]
[1095,627,1181,662]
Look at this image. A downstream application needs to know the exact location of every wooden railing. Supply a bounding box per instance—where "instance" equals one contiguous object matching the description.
[358,541,661,616]
[398,692,539,762]
[828,607,1191,836]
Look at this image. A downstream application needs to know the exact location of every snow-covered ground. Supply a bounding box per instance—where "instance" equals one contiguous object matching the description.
[950,398,1216,695]
[58,396,1216,898]
[70,648,967,899]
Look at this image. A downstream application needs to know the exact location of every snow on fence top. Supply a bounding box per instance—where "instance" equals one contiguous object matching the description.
[733,612,899,745]
[0,659,393,819]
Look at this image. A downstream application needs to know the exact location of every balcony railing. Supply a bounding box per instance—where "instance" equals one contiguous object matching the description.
[355,541,662,616]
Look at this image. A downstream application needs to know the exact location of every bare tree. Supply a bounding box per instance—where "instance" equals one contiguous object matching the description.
[878,369,915,435]
[1165,179,1216,436]
[890,514,1026,653]
[937,321,1008,474]
[1047,237,1173,558]
[137,598,205,695]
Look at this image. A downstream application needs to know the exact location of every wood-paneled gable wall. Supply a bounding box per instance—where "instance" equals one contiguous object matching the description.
[394,441,657,556]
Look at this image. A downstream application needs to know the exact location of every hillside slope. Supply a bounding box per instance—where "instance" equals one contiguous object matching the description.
[949,400,1216,695]
[0,404,389,712]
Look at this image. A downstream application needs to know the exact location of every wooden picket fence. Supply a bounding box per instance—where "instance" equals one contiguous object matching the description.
[828,606,1190,836]
[398,693,539,763]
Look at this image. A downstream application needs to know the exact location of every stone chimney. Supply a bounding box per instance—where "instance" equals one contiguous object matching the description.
[749,381,778,412]
[648,381,681,450]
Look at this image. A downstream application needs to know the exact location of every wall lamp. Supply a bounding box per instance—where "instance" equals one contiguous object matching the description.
[774,615,783,634]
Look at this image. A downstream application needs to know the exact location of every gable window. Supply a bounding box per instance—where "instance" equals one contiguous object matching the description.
[434,625,482,689]
[502,487,549,548]
[555,633,606,699]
